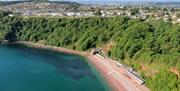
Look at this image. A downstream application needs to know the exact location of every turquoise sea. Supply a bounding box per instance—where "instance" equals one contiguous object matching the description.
[0,44,111,91]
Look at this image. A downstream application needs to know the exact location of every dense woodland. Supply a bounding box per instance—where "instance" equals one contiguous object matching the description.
[0,11,180,91]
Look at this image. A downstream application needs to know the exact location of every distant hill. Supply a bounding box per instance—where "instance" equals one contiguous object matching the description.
[0,1,27,6]
[0,0,81,6]
[0,0,180,8]
[75,1,180,8]
[141,2,180,8]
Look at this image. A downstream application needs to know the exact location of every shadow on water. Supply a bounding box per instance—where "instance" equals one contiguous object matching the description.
[2,44,97,80]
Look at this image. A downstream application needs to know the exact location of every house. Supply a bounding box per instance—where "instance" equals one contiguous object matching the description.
[8,14,14,17]
[66,12,75,16]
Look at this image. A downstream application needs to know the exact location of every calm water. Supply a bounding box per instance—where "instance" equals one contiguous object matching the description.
[0,44,111,91]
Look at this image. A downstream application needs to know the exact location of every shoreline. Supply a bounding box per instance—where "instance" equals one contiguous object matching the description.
[11,41,149,91]
[17,41,119,91]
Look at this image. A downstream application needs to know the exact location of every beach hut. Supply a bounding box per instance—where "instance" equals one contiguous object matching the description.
[127,68,145,85]
[91,48,102,55]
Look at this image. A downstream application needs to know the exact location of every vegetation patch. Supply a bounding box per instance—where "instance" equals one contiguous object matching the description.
[169,67,180,79]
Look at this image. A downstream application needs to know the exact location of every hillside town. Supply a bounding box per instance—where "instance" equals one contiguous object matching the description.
[0,1,180,24]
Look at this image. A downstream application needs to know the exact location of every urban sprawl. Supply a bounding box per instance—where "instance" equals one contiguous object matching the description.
[0,2,180,24]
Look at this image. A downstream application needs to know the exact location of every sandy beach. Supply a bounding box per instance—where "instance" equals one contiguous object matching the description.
[16,41,150,91]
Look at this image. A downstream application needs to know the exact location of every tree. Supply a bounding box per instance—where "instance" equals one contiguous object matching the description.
[94,8,102,16]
